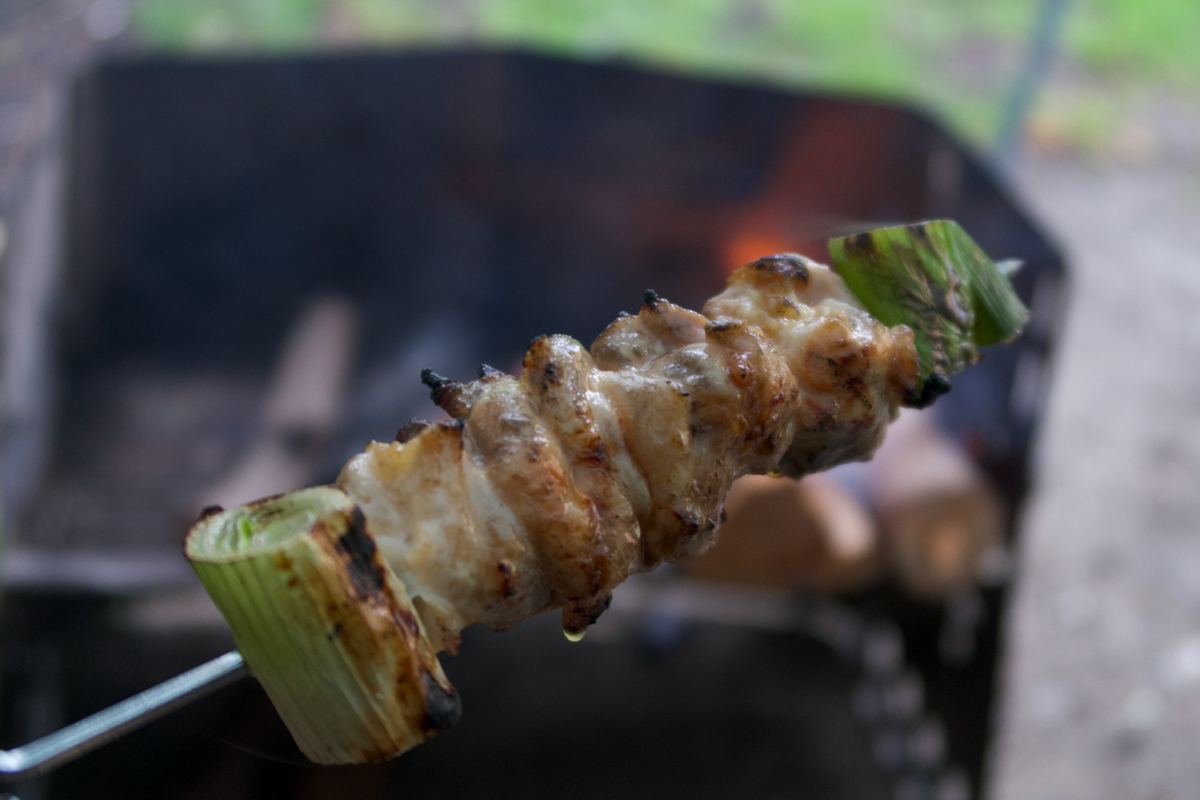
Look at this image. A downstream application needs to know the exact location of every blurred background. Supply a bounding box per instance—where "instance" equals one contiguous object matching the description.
[0,1,1198,799]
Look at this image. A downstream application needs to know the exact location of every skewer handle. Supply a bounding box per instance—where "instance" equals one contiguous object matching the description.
[0,650,247,784]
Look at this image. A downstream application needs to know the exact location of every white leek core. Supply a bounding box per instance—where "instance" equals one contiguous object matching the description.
[185,486,459,764]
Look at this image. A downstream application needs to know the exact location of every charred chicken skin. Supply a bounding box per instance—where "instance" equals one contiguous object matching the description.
[336,253,921,654]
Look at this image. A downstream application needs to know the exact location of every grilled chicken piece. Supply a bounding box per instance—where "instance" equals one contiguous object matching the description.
[336,254,920,653]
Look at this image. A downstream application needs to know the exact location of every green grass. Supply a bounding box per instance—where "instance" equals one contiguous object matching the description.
[1068,0,1200,89]
[130,0,1200,157]
[135,0,325,49]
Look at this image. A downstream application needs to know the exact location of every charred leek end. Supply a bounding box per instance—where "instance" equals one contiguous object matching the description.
[185,486,460,765]
[828,220,1029,407]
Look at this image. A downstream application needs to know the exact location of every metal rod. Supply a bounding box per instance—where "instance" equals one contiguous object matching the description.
[995,0,1074,172]
[0,650,247,784]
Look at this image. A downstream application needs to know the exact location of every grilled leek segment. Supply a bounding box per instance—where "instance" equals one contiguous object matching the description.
[186,486,459,764]
[829,220,1029,405]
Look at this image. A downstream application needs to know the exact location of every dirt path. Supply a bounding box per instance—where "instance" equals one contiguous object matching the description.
[992,142,1200,798]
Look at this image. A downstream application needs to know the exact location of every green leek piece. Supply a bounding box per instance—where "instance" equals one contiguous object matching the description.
[828,220,1028,406]
[185,486,460,764]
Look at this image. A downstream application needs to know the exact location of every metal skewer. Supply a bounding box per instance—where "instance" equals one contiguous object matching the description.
[0,650,248,784]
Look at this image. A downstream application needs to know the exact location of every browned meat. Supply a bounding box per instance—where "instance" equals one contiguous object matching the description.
[336,253,920,654]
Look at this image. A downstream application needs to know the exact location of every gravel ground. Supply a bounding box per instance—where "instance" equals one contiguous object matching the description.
[991,137,1200,799]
